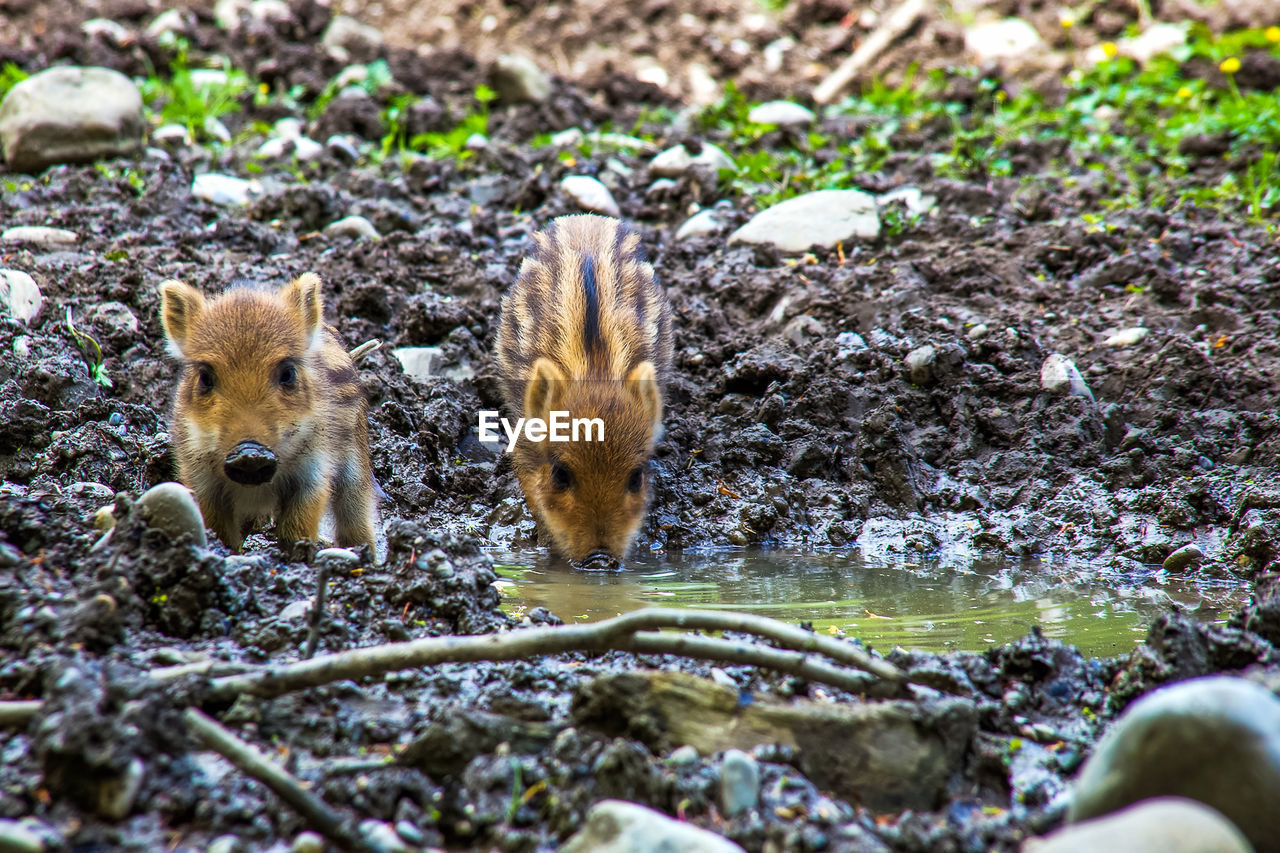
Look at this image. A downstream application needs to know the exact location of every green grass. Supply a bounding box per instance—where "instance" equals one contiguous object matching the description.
[0,63,27,100]
[382,83,497,161]
[138,43,254,143]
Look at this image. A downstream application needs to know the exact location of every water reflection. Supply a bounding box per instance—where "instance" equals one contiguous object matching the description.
[491,548,1249,657]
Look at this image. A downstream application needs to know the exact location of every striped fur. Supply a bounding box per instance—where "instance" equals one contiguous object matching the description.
[496,214,673,566]
[159,273,377,555]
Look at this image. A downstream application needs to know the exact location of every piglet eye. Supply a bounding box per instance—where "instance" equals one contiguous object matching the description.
[276,360,298,389]
[550,461,572,491]
[627,466,644,494]
[195,366,215,393]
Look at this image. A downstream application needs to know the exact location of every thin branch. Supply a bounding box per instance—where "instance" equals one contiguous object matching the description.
[0,701,41,728]
[184,708,391,853]
[304,562,331,661]
[813,0,929,104]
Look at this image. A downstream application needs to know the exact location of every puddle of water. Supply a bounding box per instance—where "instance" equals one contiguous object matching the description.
[491,548,1249,657]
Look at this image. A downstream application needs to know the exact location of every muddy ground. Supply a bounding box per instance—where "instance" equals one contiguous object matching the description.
[3,0,1280,851]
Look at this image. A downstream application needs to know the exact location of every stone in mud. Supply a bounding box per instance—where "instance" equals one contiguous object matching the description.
[965,18,1045,65]
[675,208,726,241]
[557,800,745,853]
[1026,797,1251,853]
[719,748,760,816]
[1104,327,1149,347]
[1069,675,1280,853]
[0,819,47,853]
[2,226,78,247]
[490,55,552,104]
[321,15,384,63]
[649,142,735,177]
[1040,353,1094,401]
[905,345,937,385]
[560,175,621,217]
[0,66,143,173]
[1162,543,1205,572]
[324,215,381,241]
[729,189,880,252]
[192,173,255,206]
[392,346,443,381]
[748,100,815,127]
[0,269,43,324]
[137,482,207,547]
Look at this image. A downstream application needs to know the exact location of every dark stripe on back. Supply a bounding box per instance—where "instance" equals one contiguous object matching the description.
[582,254,601,354]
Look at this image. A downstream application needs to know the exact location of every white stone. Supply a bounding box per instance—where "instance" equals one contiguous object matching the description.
[138,482,207,547]
[152,124,192,146]
[82,18,132,45]
[0,66,144,173]
[273,117,303,140]
[324,215,381,241]
[748,100,815,127]
[322,15,384,59]
[550,127,585,147]
[491,54,552,104]
[1040,353,1093,401]
[965,18,1045,65]
[905,345,936,384]
[191,173,254,206]
[2,226,78,247]
[188,69,230,91]
[557,800,745,853]
[256,135,323,161]
[279,599,314,621]
[1104,327,1148,347]
[213,0,251,30]
[145,9,190,38]
[675,209,725,241]
[649,142,735,177]
[719,749,761,817]
[878,186,937,216]
[249,0,293,26]
[464,133,489,150]
[203,116,231,143]
[1119,23,1188,65]
[560,175,621,217]
[1026,797,1251,853]
[763,37,796,74]
[0,270,43,323]
[967,323,990,340]
[392,347,444,381]
[636,66,669,88]
[729,189,880,252]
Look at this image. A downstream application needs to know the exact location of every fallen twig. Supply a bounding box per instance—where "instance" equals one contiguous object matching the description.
[304,562,331,661]
[0,700,41,728]
[185,708,390,853]
[813,0,929,105]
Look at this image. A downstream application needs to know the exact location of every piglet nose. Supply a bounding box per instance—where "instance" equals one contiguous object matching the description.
[224,441,277,486]
[574,550,621,572]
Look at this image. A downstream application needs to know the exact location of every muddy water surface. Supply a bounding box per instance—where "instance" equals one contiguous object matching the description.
[494,549,1250,656]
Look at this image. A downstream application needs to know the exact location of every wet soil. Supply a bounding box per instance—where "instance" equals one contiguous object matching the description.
[3,1,1280,851]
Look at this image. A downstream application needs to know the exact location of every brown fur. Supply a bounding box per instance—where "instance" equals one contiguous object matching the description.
[159,273,377,555]
[495,214,673,565]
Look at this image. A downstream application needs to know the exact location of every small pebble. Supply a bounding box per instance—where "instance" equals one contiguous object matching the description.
[289,831,323,853]
[668,744,700,766]
[1104,327,1149,347]
[1162,543,1205,572]
[560,175,621,217]
[394,820,425,846]
[2,226,79,247]
[192,173,254,206]
[719,748,761,816]
[748,100,815,127]
[207,834,242,853]
[905,345,936,385]
[326,134,361,164]
[0,269,44,323]
[1040,353,1094,401]
[675,208,725,241]
[966,323,989,340]
[137,482,208,547]
[0,819,46,853]
[324,215,381,241]
[649,142,735,178]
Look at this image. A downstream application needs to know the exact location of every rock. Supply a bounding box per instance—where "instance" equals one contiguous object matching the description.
[394,821,424,846]
[1040,354,1093,401]
[316,547,361,566]
[836,331,868,358]
[392,347,444,381]
[192,173,254,206]
[324,215,381,241]
[98,756,144,820]
[965,18,1046,65]
[1118,23,1188,65]
[1162,544,1205,572]
[85,301,139,340]
[729,189,880,252]
[1104,327,1149,347]
[675,208,726,241]
[358,820,412,853]
[145,8,191,38]
[905,345,937,385]
[207,835,241,853]
[0,66,144,173]
[1027,797,1251,853]
[279,599,313,621]
[82,18,132,45]
[720,749,760,816]
[649,142,735,177]
[967,323,989,340]
[464,133,489,151]
[490,54,552,104]
[1069,675,1280,853]
[878,186,937,216]
[152,124,192,146]
[668,744,699,765]
[137,482,207,547]
[748,100,815,127]
[321,15,384,62]
[0,270,43,324]
[2,226,78,247]
[255,135,323,161]
[557,800,745,853]
[325,134,361,164]
[783,314,825,346]
[560,175,621,217]
[203,116,232,144]
[0,819,46,853]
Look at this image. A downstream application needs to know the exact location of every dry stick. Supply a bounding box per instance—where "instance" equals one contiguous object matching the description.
[208,607,914,702]
[185,708,391,853]
[304,561,331,661]
[0,700,40,728]
[813,0,929,105]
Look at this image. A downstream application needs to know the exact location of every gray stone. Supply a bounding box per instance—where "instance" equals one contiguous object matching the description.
[145,8,192,38]
[207,834,241,853]
[1040,353,1093,401]
[82,18,132,46]
[85,301,139,338]
[965,17,1045,65]
[289,833,323,853]
[905,345,937,385]
[675,208,725,241]
[279,599,314,621]
[2,226,79,247]
[1104,327,1149,347]
[324,215,381,241]
[464,133,489,151]
[491,54,552,104]
[1028,797,1251,853]
[557,800,745,853]
[203,116,232,143]
[729,189,880,251]
[0,66,144,172]
[152,124,192,146]
[649,142,735,177]
[317,547,361,566]
[878,185,937,216]
[0,819,45,853]
[256,135,323,161]
[192,173,254,206]
[668,744,699,765]
[138,482,207,547]
[394,820,425,846]
[358,820,412,853]
[966,323,990,340]
[321,15,384,62]
[748,100,815,127]
[98,756,144,819]
[1069,675,1280,853]
[392,346,444,381]
[326,134,361,164]
[1162,544,1205,572]
[560,175,621,217]
[720,749,761,816]
[0,270,43,323]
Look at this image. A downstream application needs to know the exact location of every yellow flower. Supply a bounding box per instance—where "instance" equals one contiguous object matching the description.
[1176,86,1193,99]
[1059,13,1075,29]
[1220,56,1241,74]
[1266,26,1280,43]
[1101,41,1118,59]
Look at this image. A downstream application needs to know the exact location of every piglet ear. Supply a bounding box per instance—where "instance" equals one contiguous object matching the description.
[625,360,662,433]
[524,358,566,422]
[282,272,324,344]
[158,279,205,359]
